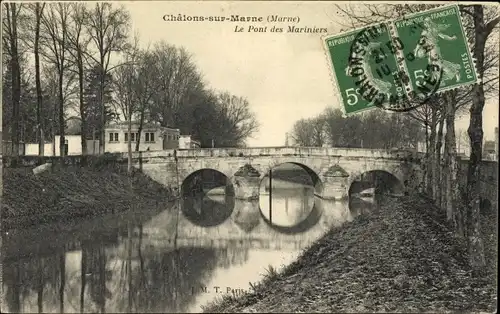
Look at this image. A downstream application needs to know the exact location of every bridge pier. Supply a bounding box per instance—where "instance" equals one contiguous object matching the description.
[231,199,261,232]
[233,164,261,200]
[322,177,349,200]
[321,165,349,200]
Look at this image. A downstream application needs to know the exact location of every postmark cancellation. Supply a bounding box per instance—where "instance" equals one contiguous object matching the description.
[322,4,480,116]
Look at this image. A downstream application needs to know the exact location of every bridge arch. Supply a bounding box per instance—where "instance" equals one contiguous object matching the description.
[260,162,324,196]
[256,162,324,233]
[347,169,405,197]
[181,168,234,197]
[180,168,235,227]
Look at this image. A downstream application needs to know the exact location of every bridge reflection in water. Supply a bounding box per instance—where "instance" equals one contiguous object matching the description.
[1,183,378,314]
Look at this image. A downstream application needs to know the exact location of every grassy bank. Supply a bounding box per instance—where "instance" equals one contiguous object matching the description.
[1,164,176,230]
[203,196,497,313]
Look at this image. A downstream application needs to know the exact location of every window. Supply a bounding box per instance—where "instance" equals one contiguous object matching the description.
[109,132,119,142]
[145,132,155,143]
[125,133,128,142]
[129,132,139,142]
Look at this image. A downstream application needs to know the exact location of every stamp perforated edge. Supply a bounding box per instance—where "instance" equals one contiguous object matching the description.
[321,3,481,115]
[321,28,358,118]
[321,22,393,118]
[392,3,481,96]
[382,22,419,111]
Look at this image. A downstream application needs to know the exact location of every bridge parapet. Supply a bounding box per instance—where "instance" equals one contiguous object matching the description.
[127,147,418,160]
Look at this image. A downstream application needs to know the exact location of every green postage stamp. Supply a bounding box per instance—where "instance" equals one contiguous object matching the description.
[323,4,479,115]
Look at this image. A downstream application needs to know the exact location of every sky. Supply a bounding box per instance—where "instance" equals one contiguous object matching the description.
[78,1,499,146]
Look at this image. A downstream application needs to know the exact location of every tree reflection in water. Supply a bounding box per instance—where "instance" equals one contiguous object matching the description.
[1,185,379,313]
[2,222,250,313]
[114,236,249,312]
[2,250,66,313]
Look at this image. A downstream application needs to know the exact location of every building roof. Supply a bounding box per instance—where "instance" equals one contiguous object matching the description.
[106,121,180,132]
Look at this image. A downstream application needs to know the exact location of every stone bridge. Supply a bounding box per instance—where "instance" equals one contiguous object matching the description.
[124,147,423,200]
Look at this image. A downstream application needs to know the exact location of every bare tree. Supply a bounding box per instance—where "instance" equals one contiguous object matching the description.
[311,115,329,147]
[443,91,462,233]
[26,3,46,156]
[434,105,446,203]
[215,92,260,147]
[66,3,92,155]
[133,49,159,152]
[149,43,204,129]
[2,3,23,156]
[462,4,500,273]
[86,3,131,154]
[290,118,315,147]
[40,3,71,157]
[113,36,142,173]
[113,50,137,173]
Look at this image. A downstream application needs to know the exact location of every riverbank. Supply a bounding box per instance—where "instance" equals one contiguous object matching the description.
[1,164,176,230]
[203,196,497,313]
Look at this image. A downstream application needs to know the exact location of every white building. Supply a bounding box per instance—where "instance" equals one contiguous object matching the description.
[179,135,201,149]
[104,121,180,153]
[24,136,100,156]
[23,122,201,156]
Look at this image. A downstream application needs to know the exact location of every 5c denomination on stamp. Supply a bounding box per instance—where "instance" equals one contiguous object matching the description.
[323,24,399,115]
[394,5,478,94]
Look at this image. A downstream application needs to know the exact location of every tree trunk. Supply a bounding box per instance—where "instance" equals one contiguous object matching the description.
[37,259,44,313]
[99,64,106,154]
[80,247,87,313]
[128,115,133,174]
[127,221,133,312]
[427,107,438,197]
[52,105,56,157]
[135,109,145,152]
[78,53,87,155]
[138,225,145,288]
[423,112,429,192]
[444,92,463,235]
[58,69,66,157]
[37,280,44,313]
[10,262,21,312]
[466,4,487,274]
[9,3,21,157]
[35,3,44,156]
[99,248,106,313]
[59,253,66,313]
[435,112,445,205]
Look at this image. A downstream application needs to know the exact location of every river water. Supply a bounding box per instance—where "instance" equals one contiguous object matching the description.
[1,179,378,313]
